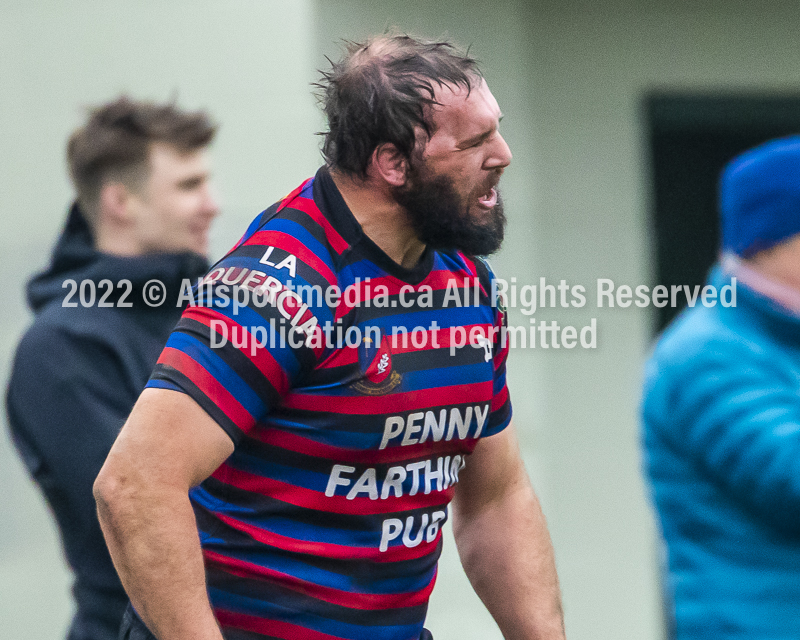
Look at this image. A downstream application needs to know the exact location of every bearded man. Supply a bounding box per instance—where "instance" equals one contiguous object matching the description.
[95,34,565,640]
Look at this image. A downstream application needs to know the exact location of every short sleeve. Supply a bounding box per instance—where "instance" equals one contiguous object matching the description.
[147,206,335,445]
[477,257,512,437]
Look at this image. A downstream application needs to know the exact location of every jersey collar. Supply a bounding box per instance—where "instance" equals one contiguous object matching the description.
[313,166,435,285]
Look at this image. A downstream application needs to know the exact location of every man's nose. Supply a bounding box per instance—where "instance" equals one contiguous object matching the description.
[486,133,512,171]
[202,184,220,218]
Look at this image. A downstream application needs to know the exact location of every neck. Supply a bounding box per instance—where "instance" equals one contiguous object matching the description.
[329,169,426,269]
[94,222,143,257]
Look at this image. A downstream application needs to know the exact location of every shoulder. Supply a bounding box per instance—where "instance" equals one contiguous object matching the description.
[642,304,784,427]
[466,256,506,319]
[29,295,145,347]
[215,196,343,296]
[8,317,94,415]
[11,317,66,374]
[436,252,498,294]
[649,304,759,372]
[10,302,140,388]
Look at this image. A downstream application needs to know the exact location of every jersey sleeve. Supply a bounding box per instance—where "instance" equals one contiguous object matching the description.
[147,205,335,445]
[477,257,512,437]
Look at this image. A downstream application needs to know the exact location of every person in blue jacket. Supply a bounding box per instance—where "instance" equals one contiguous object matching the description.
[6,96,219,640]
[642,136,800,639]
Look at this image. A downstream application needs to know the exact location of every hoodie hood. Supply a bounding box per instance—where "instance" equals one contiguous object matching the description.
[28,204,209,313]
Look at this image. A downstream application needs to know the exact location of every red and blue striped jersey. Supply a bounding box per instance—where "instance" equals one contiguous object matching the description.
[147,168,512,640]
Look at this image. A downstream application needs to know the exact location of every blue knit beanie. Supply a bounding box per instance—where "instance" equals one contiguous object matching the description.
[720,135,800,257]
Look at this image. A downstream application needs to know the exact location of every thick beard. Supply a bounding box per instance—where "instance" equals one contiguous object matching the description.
[392,163,506,256]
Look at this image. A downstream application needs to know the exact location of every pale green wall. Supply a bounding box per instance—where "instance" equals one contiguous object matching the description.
[0,2,320,637]
[5,1,800,639]
[521,3,800,639]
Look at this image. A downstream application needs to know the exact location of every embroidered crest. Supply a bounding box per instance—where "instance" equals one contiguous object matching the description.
[351,330,402,395]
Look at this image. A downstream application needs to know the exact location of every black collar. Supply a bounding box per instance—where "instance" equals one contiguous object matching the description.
[313,167,434,285]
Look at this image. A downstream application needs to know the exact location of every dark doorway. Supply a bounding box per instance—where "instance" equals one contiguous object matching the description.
[646,94,800,332]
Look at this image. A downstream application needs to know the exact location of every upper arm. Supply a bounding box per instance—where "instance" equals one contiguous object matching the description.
[8,327,136,533]
[8,328,132,487]
[453,420,529,518]
[100,388,234,494]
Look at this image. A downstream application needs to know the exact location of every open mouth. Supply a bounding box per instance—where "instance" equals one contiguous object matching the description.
[477,186,498,209]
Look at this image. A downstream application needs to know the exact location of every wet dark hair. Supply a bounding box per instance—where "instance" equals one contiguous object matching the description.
[317,33,482,178]
[67,95,216,223]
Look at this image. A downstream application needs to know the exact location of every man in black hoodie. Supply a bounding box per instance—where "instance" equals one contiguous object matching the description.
[6,96,219,640]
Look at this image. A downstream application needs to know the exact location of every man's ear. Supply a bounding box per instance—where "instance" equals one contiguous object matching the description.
[97,182,132,223]
[370,143,409,187]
